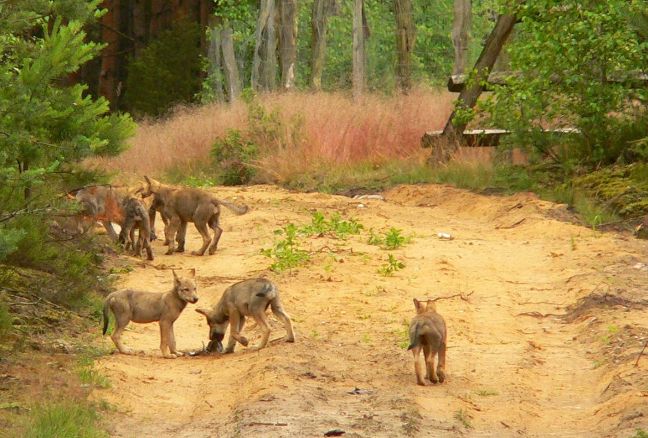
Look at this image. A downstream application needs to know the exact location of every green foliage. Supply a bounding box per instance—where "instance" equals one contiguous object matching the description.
[482,0,648,165]
[261,224,310,272]
[23,400,107,438]
[378,253,405,277]
[0,300,12,340]
[0,0,132,306]
[631,429,648,438]
[124,19,202,116]
[368,227,410,250]
[77,353,111,389]
[301,211,363,238]
[211,129,259,185]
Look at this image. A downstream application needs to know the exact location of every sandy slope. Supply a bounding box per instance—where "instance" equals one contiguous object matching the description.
[92,184,648,437]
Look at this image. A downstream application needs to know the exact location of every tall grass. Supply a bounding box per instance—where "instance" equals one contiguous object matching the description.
[23,400,107,438]
[89,87,454,178]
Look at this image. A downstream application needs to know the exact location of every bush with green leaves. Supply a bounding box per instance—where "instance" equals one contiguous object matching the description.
[211,129,259,185]
[481,0,648,166]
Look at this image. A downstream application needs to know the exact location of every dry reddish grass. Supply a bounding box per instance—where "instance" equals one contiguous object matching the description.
[89,87,454,179]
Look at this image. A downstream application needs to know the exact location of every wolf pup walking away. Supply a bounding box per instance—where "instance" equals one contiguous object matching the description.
[141,176,248,256]
[102,269,199,358]
[408,298,447,385]
[195,278,295,354]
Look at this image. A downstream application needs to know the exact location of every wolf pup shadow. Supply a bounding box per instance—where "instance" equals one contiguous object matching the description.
[102,269,199,358]
[408,298,447,385]
[196,278,295,354]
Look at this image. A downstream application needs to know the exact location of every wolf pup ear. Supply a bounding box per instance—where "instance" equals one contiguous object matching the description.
[195,308,209,318]
[189,268,196,277]
[172,270,179,281]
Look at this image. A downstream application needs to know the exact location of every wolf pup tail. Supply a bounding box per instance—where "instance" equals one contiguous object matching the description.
[407,324,420,351]
[102,298,111,335]
[215,199,248,215]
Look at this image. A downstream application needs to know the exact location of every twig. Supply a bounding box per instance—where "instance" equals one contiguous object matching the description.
[516,311,562,318]
[427,291,474,303]
[635,340,648,367]
[245,422,288,427]
[496,218,526,229]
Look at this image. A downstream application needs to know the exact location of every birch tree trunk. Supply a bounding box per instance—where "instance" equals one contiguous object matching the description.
[394,0,415,93]
[207,17,225,102]
[352,0,365,99]
[221,25,241,102]
[310,0,330,90]
[279,0,297,90]
[451,0,471,76]
[252,0,278,91]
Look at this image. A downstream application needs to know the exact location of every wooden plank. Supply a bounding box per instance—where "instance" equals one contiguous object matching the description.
[422,128,580,148]
[448,71,648,93]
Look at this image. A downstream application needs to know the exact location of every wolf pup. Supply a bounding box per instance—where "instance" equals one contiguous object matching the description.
[140,176,248,256]
[102,269,199,358]
[195,278,295,353]
[408,298,447,385]
[118,195,154,261]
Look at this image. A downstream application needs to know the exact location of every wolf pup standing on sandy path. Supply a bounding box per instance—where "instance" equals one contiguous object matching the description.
[102,269,199,358]
[118,195,154,261]
[140,176,248,256]
[408,298,447,385]
[195,278,295,354]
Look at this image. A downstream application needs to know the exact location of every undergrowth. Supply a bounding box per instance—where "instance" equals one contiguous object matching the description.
[22,400,107,438]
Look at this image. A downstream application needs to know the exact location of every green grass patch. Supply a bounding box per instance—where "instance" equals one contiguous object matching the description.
[23,400,107,438]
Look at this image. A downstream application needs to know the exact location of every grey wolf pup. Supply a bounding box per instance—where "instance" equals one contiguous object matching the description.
[408,298,447,385]
[118,195,154,261]
[195,278,295,353]
[102,269,199,358]
[140,176,248,256]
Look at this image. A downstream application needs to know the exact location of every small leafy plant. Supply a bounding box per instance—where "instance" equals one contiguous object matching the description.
[368,227,411,249]
[378,254,405,277]
[211,129,259,185]
[261,223,310,272]
[300,211,363,239]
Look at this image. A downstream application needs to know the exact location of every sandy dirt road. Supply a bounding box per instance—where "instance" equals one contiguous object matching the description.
[92,184,648,437]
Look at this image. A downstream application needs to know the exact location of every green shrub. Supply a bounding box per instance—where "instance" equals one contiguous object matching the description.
[378,254,405,277]
[211,129,259,185]
[368,227,411,250]
[24,400,107,438]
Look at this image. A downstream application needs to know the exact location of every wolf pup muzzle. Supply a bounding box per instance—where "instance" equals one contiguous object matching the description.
[207,333,224,353]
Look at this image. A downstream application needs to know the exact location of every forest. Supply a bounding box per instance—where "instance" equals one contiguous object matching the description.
[1,0,648,436]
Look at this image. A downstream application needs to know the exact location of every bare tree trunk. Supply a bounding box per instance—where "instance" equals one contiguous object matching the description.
[252,0,278,91]
[132,0,147,57]
[99,0,121,108]
[279,0,297,90]
[221,25,241,102]
[451,0,471,76]
[207,16,225,102]
[352,0,365,99]
[394,0,415,93]
[310,0,330,90]
[436,14,516,162]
